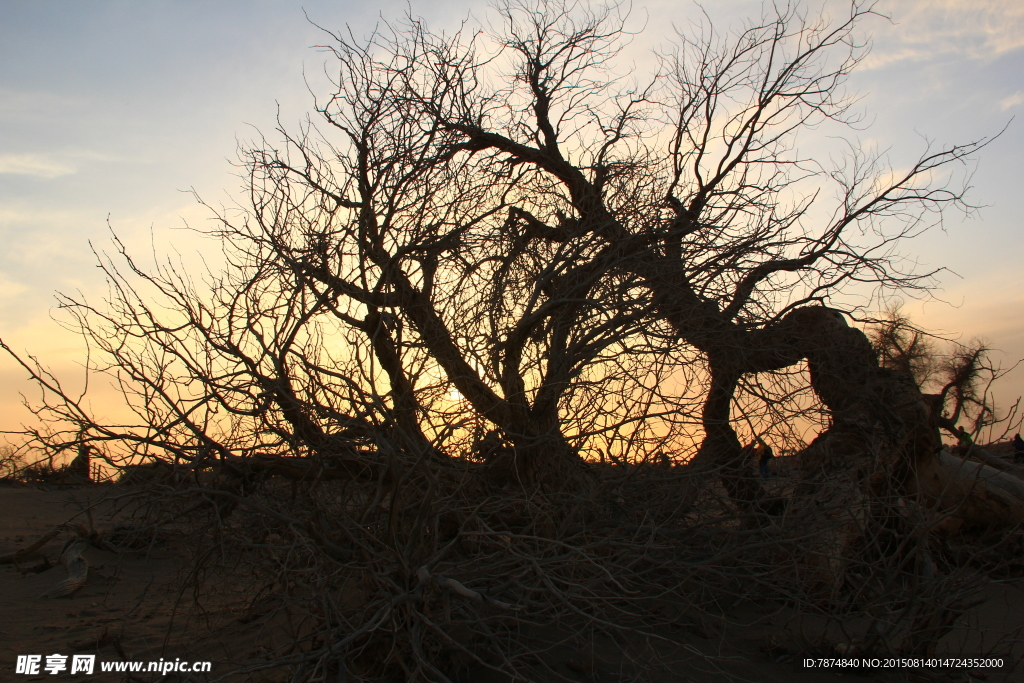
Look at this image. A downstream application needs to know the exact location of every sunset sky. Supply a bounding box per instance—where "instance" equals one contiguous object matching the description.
[1,0,1022,438]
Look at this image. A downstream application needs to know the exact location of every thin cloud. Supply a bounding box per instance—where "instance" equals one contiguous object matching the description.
[864,0,1024,69]
[0,153,75,179]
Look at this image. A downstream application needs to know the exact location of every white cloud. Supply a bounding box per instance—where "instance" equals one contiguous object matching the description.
[1000,91,1024,111]
[0,153,75,179]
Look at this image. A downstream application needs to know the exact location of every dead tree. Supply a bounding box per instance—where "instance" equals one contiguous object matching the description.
[6,2,1024,676]
[9,1,1018,513]
[263,0,1019,520]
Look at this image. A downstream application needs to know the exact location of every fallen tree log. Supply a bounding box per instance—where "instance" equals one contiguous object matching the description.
[910,447,1024,527]
[957,444,1024,480]
[0,528,61,564]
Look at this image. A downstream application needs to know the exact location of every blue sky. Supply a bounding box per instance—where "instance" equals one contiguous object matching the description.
[1,0,1022,434]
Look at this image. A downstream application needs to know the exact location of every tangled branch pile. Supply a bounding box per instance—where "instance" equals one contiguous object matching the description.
[89,447,1014,681]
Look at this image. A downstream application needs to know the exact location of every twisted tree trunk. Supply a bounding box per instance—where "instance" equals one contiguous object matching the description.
[691,306,1024,529]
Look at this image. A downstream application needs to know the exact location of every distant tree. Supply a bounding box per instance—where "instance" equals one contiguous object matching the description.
[870,307,1022,449]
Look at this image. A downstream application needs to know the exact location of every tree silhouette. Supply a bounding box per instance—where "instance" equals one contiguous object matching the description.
[4,1,1022,677]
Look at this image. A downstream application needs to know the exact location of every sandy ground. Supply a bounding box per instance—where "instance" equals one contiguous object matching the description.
[1,481,1021,682]
[0,484,232,681]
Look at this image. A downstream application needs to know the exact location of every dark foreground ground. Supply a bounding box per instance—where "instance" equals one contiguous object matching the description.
[1,481,1020,683]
